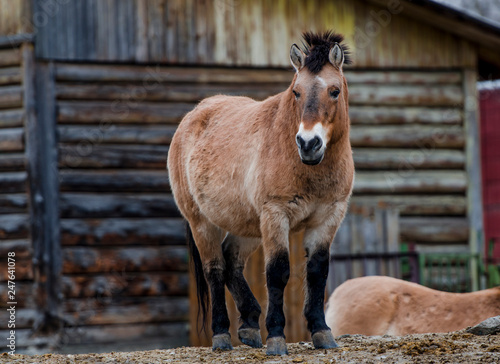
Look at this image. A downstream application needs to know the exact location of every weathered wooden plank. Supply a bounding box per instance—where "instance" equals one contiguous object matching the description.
[55,63,293,83]
[0,329,50,349]
[63,296,189,325]
[0,127,23,151]
[349,84,463,106]
[62,246,188,274]
[59,193,180,218]
[400,217,469,243]
[59,322,188,347]
[354,170,467,194]
[0,67,21,86]
[353,148,465,169]
[0,282,35,308]
[0,152,25,171]
[59,144,169,169]
[58,125,176,145]
[0,308,36,329]
[0,193,28,213]
[61,272,189,298]
[0,85,23,109]
[0,108,24,128]
[59,170,169,192]
[0,239,31,258]
[60,217,185,246]
[349,106,462,125]
[0,258,32,280]
[463,69,483,291]
[0,171,26,193]
[55,82,284,102]
[346,71,462,85]
[0,213,29,239]
[350,195,466,216]
[0,48,21,67]
[350,125,465,148]
[57,101,194,124]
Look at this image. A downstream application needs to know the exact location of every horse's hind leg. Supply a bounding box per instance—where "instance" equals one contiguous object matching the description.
[222,235,263,348]
[190,219,233,351]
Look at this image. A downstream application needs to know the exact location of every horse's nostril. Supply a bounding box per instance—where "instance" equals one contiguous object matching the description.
[311,136,322,152]
[296,135,306,149]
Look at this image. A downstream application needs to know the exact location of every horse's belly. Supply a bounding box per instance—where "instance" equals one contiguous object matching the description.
[197,194,261,237]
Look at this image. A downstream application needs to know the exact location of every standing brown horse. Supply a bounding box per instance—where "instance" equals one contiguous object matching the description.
[168,31,354,355]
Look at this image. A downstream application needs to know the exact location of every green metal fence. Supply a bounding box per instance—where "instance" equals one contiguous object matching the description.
[418,253,482,293]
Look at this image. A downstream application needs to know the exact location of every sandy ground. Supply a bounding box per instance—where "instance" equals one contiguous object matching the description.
[2,331,499,363]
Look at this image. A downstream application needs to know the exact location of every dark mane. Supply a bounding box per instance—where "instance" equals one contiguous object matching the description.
[301,31,352,73]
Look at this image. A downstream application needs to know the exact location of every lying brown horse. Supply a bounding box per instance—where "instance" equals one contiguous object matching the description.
[326,276,500,336]
[168,31,354,355]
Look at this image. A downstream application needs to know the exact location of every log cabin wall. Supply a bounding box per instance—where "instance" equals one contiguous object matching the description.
[0,0,488,353]
[0,41,37,348]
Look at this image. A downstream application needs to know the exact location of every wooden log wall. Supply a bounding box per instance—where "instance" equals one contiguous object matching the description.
[0,42,36,344]
[32,0,476,69]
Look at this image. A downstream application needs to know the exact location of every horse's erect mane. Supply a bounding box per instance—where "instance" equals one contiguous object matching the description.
[301,30,352,73]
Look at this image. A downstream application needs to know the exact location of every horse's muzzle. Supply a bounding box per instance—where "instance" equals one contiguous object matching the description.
[296,135,324,165]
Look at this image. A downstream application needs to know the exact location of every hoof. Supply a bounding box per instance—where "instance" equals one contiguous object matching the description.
[312,330,338,349]
[238,328,263,348]
[212,333,233,351]
[266,336,288,355]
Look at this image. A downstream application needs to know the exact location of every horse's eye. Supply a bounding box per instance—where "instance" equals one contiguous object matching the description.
[292,90,301,99]
[330,89,340,99]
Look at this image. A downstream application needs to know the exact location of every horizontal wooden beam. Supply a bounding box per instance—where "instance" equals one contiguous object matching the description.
[400,217,468,243]
[57,100,194,124]
[354,170,466,194]
[0,108,24,128]
[60,217,185,246]
[0,193,28,214]
[0,213,29,239]
[353,148,464,170]
[58,125,176,145]
[0,48,21,67]
[350,195,466,216]
[61,272,189,298]
[62,246,188,274]
[60,193,180,218]
[349,84,463,106]
[55,63,463,86]
[58,144,169,169]
[59,170,169,192]
[349,106,462,125]
[63,296,189,326]
[0,85,23,109]
[0,67,22,86]
[0,152,25,171]
[0,127,23,151]
[0,239,31,258]
[351,125,465,148]
[0,258,32,280]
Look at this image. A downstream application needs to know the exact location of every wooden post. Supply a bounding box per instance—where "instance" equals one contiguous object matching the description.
[463,68,484,291]
[24,48,62,333]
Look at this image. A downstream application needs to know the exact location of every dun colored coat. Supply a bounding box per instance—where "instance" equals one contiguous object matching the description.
[167,31,354,355]
[326,276,500,336]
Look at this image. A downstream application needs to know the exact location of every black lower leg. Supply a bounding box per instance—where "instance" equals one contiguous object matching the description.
[205,265,230,336]
[225,264,261,329]
[265,250,290,338]
[304,246,330,334]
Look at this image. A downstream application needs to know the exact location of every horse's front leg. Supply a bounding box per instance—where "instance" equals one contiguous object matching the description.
[303,214,346,349]
[261,207,290,355]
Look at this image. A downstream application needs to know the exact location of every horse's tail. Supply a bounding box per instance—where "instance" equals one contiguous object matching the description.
[187,223,209,332]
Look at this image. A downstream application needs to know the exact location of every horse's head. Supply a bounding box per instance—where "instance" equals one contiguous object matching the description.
[289,31,351,165]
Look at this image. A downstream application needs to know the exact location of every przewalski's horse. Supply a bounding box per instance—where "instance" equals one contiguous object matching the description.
[168,31,354,355]
[326,276,500,336]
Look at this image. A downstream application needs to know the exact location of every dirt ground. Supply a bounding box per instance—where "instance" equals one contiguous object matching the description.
[2,331,499,363]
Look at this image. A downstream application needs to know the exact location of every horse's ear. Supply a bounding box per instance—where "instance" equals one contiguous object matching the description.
[290,44,305,72]
[329,43,344,69]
